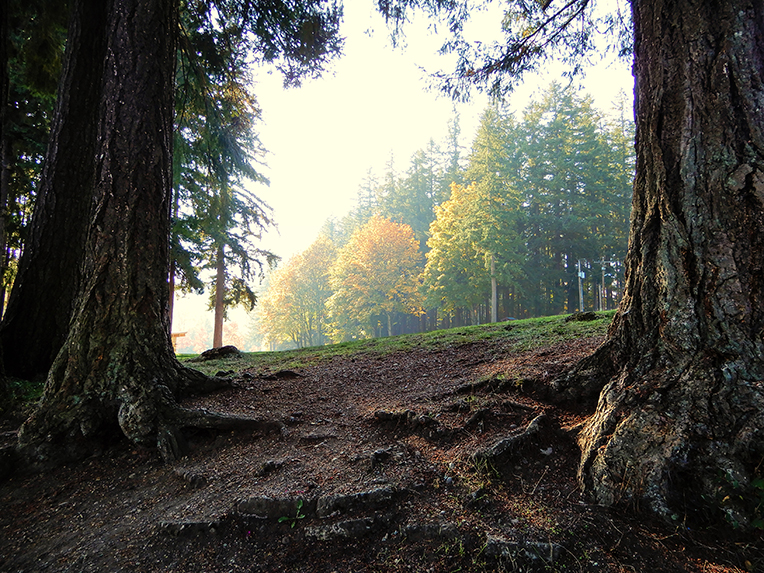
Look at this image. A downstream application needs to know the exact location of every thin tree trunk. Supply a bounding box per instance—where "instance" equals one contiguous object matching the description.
[0,0,8,323]
[168,187,180,330]
[213,243,225,348]
[0,0,8,404]
[168,264,176,331]
[0,139,9,321]
[490,253,497,323]
[558,0,764,528]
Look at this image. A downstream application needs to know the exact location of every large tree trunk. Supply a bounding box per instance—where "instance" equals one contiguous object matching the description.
[0,0,8,406]
[560,0,764,528]
[16,0,249,468]
[0,0,106,379]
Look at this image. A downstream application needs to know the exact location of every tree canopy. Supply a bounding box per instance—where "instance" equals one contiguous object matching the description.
[327,215,423,340]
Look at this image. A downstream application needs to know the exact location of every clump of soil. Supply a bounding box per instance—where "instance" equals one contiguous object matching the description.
[0,335,761,572]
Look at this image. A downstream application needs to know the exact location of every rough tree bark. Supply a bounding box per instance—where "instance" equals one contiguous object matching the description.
[213,243,225,348]
[557,0,764,527]
[0,0,8,406]
[16,0,256,468]
[0,0,107,380]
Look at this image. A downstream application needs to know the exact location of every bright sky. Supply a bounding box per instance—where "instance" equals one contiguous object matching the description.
[252,3,633,262]
[172,3,634,348]
[252,4,480,262]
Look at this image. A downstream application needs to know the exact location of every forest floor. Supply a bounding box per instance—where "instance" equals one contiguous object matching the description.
[0,314,762,572]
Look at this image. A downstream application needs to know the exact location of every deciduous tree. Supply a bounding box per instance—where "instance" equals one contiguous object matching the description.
[258,236,335,349]
[328,215,423,340]
[422,182,492,323]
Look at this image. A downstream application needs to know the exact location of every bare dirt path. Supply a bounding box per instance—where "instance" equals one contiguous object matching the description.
[0,334,761,572]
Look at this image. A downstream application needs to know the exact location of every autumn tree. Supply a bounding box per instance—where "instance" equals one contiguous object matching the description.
[257,267,296,349]
[422,182,493,325]
[258,235,335,349]
[327,215,423,340]
[385,0,764,527]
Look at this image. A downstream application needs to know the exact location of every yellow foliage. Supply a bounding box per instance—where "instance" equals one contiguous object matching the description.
[327,215,423,340]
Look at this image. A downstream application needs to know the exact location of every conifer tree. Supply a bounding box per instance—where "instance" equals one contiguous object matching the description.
[10,0,343,468]
[172,5,278,348]
[515,84,627,314]
[380,141,442,252]
[385,0,764,527]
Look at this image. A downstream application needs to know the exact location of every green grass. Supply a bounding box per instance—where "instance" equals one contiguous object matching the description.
[2,376,46,416]
[181,310,615,376]
[4,311,613,410]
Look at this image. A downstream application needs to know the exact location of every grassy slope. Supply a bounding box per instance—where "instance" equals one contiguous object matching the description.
[181,310,615,377]
[6,312,613,411]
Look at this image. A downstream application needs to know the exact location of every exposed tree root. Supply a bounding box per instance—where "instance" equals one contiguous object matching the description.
[156,385,284,462]
[549,337,620,404]
[14,359,282,472]
[546,313,764,530]
[576,360,764,528]
[175,366,236,399]
[471,413,551,473]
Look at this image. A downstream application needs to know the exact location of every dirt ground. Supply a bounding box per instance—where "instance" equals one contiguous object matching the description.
[0,334,762,572]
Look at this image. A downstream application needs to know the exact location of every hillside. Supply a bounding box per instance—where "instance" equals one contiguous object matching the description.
[1,314,761,572]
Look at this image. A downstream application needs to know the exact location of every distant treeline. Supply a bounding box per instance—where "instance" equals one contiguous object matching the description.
[255,83,634,349]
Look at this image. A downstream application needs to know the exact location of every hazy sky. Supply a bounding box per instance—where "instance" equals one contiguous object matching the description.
[252,3,633,262]
[172,3,634,346]
[253,3,485,262]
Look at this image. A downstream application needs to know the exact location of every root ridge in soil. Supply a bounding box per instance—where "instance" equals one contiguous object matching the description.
[1,335,761,572]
